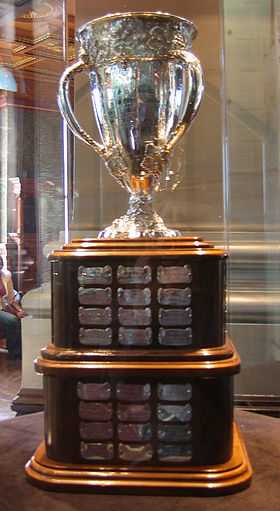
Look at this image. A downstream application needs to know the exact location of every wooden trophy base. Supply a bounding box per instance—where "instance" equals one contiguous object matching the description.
[25,423,252,496]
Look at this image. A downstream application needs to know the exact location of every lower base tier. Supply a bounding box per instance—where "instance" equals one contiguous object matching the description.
[25,422,252,496]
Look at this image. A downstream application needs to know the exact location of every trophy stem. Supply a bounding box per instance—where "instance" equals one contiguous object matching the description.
[98,193,181,239]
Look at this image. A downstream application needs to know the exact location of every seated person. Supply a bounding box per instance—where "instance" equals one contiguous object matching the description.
[0,256,24,359]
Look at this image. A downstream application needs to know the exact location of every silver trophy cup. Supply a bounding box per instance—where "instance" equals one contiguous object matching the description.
[58,12,204,238]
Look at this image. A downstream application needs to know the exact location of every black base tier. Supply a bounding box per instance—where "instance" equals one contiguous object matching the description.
[26,237,252,494]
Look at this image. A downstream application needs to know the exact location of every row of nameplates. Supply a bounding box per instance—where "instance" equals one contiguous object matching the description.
[78,265,192,347]
[78,264,192,286]
[78,382,192,463]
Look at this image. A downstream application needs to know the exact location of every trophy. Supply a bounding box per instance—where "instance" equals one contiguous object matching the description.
[26,13,252,495]
[57,11,204,238]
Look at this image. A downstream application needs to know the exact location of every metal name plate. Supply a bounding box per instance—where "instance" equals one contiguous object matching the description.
[118,307,151,326]
[79,307,112,326]
[78,265,112,285]
[158,327,192,346]
[159,308,192,327]
[117,265,151,284]
[157,265,192,284]
[79,287,112,305]
[157,287,191,306]
[79,328,112,346]
[117,287,151,306]
[118,327,152,346]
[158,384,192,402]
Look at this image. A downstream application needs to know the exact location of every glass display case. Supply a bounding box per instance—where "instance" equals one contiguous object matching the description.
[0,0,279,417]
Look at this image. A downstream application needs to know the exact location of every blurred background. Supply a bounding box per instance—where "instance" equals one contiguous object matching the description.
[0,0,279,417]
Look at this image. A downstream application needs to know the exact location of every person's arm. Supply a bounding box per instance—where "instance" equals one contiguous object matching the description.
[3,270,25,317]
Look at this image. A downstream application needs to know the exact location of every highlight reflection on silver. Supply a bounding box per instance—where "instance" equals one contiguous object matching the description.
[58,12,204,238]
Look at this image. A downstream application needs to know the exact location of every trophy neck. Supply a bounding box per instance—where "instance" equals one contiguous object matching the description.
[98,192,180,239]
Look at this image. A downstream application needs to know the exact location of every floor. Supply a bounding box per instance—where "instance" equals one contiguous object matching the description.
[0,349,21,421]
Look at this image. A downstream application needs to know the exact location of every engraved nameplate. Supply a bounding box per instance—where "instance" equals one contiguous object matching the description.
[158,444,192,463]
[116,383,151,402]
[117,265,151,284]
[157,425,192,443]
[157,404,192,423]
[118,288,151,306]
[79,307,112,326]
[79,328,112,346]
[157,288,191,306]
[118,327,152,346]
[79,402,113,421]
[118,423,152,442]
[79,287,112,305]
[118,443,153,462]
[78,265,112,285]
[117,403,151,422]
[77,382,111,401]
[80,442,114,461]
[80,422,113,441]
[158,383,192,402]
[157,265,192,284]
[118,307,151,326]
[158,327,192,346]
[159,308,192,327]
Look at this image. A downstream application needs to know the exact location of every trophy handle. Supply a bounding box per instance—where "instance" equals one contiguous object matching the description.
[166,52,204,152]
[58,59,106,159]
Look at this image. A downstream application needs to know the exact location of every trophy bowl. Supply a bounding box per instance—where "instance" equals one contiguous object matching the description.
[58,12,204,238]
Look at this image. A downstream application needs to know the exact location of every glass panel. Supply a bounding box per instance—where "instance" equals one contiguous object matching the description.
[224,0,280,401]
